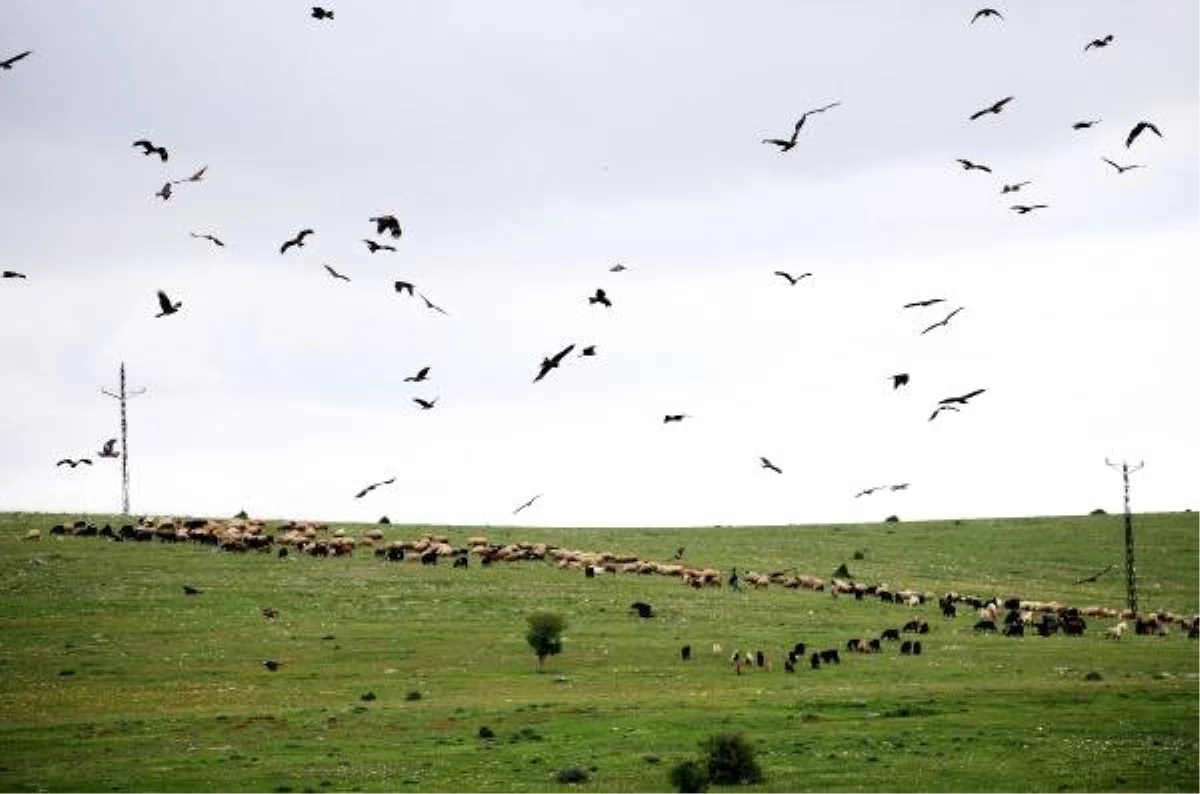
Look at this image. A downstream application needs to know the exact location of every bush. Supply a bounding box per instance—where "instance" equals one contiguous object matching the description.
[555,767,590,784]
[668,759,710,793]
[852,549,865,560]
[526,611,566,671]
[832,563,852,579]
[405,690,422,701]
[1089,508,1107,516]
[884,515,900,523]
[478,726,495,739]
[701,733,763,785]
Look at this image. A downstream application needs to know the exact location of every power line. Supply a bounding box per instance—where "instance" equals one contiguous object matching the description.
[1105,458,1144,614]
[101,362,146,515]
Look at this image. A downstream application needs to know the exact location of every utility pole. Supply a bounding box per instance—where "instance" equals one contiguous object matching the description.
[101,362,146,515]
[1106,458,1144,614]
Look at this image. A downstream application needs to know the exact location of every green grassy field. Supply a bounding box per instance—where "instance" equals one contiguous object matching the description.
[0,511,1196,792]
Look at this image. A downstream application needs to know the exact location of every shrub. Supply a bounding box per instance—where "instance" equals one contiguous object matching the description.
[852,549,865,560]
[405,690,422,701]
[555,767,590,784]
[668,759,710,793]
[478,726,495,739]
[701,733,763,785]
[1089,508,1107,516]
[884,515,900,523]
[832,563,852,579]
[526,611,566,671]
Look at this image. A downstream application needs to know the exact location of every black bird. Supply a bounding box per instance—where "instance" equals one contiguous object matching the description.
[56,458,92,468]
[920,306,964,335]
[891,373,910,390]
[588,288,612,307]
[155,290,182,317]
[1,50,33,70]
[903,297,945,309]
[413,397,438,411]
[957,158,992,172]
[855,485,886,498]
[938,388,987,406]
[1125,121,1162,149]
[609,263,629,272]
[1000,181,1030,194]
[394,280,415,296]
[189,232,224,247]
[663,414,689,423]
[2,270,26,279]
[1072,119,1100,130]
[362,239,396,253]
[418,292,449,315]
[182,585,203,595]
[1084,34,1114,51]
[311,7,333,20]
[513,493,542,515]
[580,345,597,357]
[1011,204,1049,214]
[98,439,119,458]
[132,139,168,161]
[404,366,430,383]
[370,214,402,238]
[262,659,282,671]
[762,101,841,151]
[890,483,910,492]
[760,456,783,474]
[280,229,313,254]
[969,96,1014,120]
[971,8,1003,23]
[354,476,395,499]
[172,165,207,185]
[323,263,351,281]
[1073,564,1114,585]
[1102,157,1143,174]
[774,271,812,285]
[155,182,172,201]
[928,404,961,422]
[533,344,575,383]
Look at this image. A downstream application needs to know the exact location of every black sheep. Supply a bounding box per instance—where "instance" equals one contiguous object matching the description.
[631,601,654,619]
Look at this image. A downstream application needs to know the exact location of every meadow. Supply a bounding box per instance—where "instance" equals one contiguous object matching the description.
[0,510,1196,793]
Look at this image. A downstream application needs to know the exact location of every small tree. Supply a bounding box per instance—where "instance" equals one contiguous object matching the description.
[701,733,763,786]
[668,759,710,793]
[526,611,565,671]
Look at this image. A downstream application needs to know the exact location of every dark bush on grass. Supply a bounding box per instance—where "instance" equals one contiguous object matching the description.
[668,759,710,793]
[478,726,495,739]
[405,690,422,701]
[555,767,590,784]
[701,733,762,785]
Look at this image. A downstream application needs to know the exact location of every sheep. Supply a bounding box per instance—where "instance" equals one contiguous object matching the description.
[452,555,469,568]
[810,652,821,670]
[900,640,913,655]
[1104,621,1128,640]
[680,645,692,661]
[754,650,766,668]
[973,619,998,633]
[819,649,840,665]
[912,641,922,655]
[1003,622,1024,637]
[630,601,654,619]
[881,628,901,642]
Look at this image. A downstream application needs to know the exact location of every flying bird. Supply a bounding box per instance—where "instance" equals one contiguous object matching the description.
[1125,121,1162,149]
[370,214,402,238]
[928,404,961,422]
[323,263,350,281]
[762,101,841,151]
[362,239,396,253]
[56,458,92,468]
[1073,564,1114,585]
[418,292,449,315]
[413,397,438,410]
[957,158,992,173]
[1084,34,1114,51]
[182,585,203,595]
[855,486,886,498]
[189,232,224,247]
[2,270,27,279]
[1011,204,1049,214]
[155,290,182,317]
[132,139,168,161]
[760,457,783,474]
[969,96,1014,120]
[938,388,987,406]
[513,493,542,515]
[1,50,33,70]
[971,8,1003,23]
[404,366,430,383]
[98,439,119,458]
[311,7,333,20]
[891,373,910,390]
[1102,157,1143,174]
[354,477,395,499]
[580,345,597,357]
[920,307,964,335]
[394,280,415,296]
[903,298,945,309]
[774,271,812,285]
[533,344,575,383]
[588,288,612,308]
[1000,181,1030,194]
[609,263,629,272]
[172,165,207,185]
[1072,119,1100,130]
[663,414,690,423]
[280,229,313,254]
[155,182,172,201]
[890,483,910,492]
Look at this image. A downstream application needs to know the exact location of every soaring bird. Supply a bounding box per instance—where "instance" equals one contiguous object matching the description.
[760,457,783,474]
[155,290,182,317]
[939,388,987,406]
[891,373,910,390]
[370,214,402,238]
[418,292,449,315]
[774,271,812,285]
[928,404,961,422]
[323,263,350,281]
[132,139,168,161]
[172,165,207,185]
[394,280,415,296]
[280,229,313,254]
[588,288,612,307]
[1011,204,1049,214]
[311,7,333,20]
[1084,34,1114,51]
[609,263,629,272]
[98,439,119,458]
[957,158,992,172]
[404,366,430,383]
[890,483,910,491]
[969,96,1014,120]
[155,182,172,201]
[580,345,597,357]
[762,101,841,151]
[1000,181,1030,193]
[920,307,964,335]
[56,458,92,468]
[354,477,395,499]
[1102,157,1143,174]
[533,344,575,383]
[663,414,690,423]
[513,493,542,515]
[1125,121,1162,149]
[182,585,203,595]
[1072,119,1100,130]
[362,239,396,253]
[413,397,438,411]
[971,8,1003,23]
[189,232,224,247]
[1,50,33,70]
[2,270,27,279]
[903,297,945,309]
[855,486,886,498]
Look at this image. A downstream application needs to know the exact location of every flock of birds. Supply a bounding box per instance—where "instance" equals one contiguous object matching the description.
[1,5,1173,522]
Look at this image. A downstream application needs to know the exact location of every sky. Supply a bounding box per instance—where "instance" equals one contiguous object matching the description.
[1,1,1197,528]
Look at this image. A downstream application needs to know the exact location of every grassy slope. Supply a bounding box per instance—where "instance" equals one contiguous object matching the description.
[0,511,1196,792]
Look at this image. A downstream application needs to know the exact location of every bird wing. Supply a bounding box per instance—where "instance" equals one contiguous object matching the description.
[280,239,295,254]
[773,271,794,283]
[56,459,71,466]
[1125,125,1141,147]
[157,290,173,312]
[533,361,553,382]
[549,344,576,365]
[3,50,33,67]
[133,139,152,151]
[297,229,313,242]
[919,320,944,335]
[190,165,207,181]
[958,388,987,402]
[969,108,988,120]
[354,486,371,498]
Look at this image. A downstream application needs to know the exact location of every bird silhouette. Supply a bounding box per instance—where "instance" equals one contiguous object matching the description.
[762,102,841,151]
[418,292,449,315]
[1073,564,1114,584]
[362,239,396,253]
[903,297,945,309]
[189,232,224,247]
[969,96,1014,120]
[760,457,783,474]
[920,307,963,335]
[354,477,395,499]
[182,585,203,595]
[890,483,910,491]
[588,288,612,307]
[1125,121,1162,149]
[172,165,207,185]
[155,290,182,317]
[132,139,168,161]
[155,182,172,201]
[1084,34,1114,51]
[280,229,314,254]
[939,388,987,406]
[580,345,597,357]
[774,271,812,285]
[534,344,575,383]
[971,8,1003,23]
[56,458,92,468]
[1,50,33,70]
[663,414,690,423]
[394,280,415,296]
[1011,204,1049,214]
[370,214,402,238]
[957,159,992,172]
[1102,157,1143,174]
[323,264,351,281]
[928,404,961,421]
[609,263,629,272]
[855,485,886,498]
[1072,119,1100,130]
[891,373,910,390]
[311,7,333,20]
[513,493,542,515]
[98,439,119,458]
[413,397,438,410]
[2,270,27,279]
[1000,181,1030,194]
[404,366,430,383]
[262,658,282,671]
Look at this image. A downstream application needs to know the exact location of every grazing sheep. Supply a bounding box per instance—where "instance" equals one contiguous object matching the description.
[900,640,913,655]
[792,642,806,658]
[810,652,821,670]
[942,602,957,619]
[867,638,881,652]
[452,555,469,568]
[680,645,692,661]
[1104,621,1128,640]
[902,619,922,633]
[846,638,862,652]
[912,641,922,655]
[881,628,901,642]
[973,619,998,633]
[783,656,795,673]
[1003,622,1024,637]
[630,601,654,619]
[419,549,438,565]
[755,650,766,669]
[819,649,840,665]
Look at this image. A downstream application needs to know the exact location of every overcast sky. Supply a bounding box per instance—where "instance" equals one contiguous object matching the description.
[1,1,1196,528]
